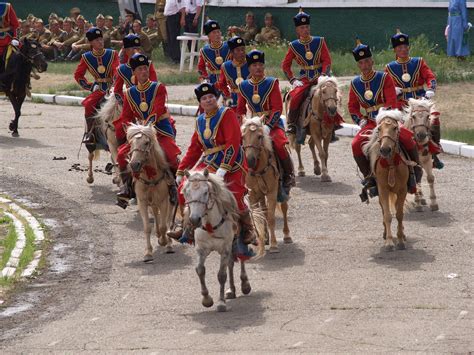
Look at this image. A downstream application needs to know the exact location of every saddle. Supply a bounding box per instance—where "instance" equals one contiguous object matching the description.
[295,87,313,145]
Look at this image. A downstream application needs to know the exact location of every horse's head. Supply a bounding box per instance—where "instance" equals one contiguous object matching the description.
[241,117,272,169]
[127,124,160,174]
[405,98,433,145]
[314,76,340,117]
[22,37,48,73]
[376,109,403,159]
[183,169,212,228]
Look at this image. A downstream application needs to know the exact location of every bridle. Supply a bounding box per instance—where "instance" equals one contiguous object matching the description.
[378,120,401,158]
[242,128,274,177]
[128,132,165,186]
[19,43,45,69]
[409,108,431,141]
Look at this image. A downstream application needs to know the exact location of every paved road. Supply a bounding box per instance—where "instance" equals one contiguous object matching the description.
[0,101,472,353]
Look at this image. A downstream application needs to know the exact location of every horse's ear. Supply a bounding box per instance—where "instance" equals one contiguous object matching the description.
[203,169,209,178]
[184,170,190,178]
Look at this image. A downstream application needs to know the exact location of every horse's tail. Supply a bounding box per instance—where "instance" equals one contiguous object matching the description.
[250,207,267,261]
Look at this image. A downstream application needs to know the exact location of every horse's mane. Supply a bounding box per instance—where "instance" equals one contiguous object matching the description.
[363,109,403,172]
[95,94,120,124]
[403,98,434,129]
[311,76,342,112]
[127,124,169,170]
[207,173,239,220]
[315,75,339,90]
[241,117,273,153]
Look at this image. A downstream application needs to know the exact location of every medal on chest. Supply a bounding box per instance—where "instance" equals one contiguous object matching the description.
[203,117,212,139]
[235,77,243,85]
[402,73,411,82]
[215,56,223,65]
[364,90,374,100]
[252,94,261,104]
[305,51,314,60]
[97,65,106,74]
[139,101,149,112]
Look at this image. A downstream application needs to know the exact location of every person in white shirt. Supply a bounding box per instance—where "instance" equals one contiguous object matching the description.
[164,0,186,63]
[184,0,202,34]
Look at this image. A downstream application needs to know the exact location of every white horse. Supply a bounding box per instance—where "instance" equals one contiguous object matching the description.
[127,124,174,261]
[182,169,266,312]
[88,94,121,185]
[403,98,439,212]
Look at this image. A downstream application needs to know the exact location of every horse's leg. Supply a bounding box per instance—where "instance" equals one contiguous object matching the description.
[196,248,213,307]
[414,181,423,212]
[226,257,236,299]
[396,192,407,250]
[108,136,120,185]
[308,138,321,176]
[281,201,292,244]
[158,199,174,253]
[8,93,22,137]
[240,261,251,295]
[267,196,278,253]
[379,190,394,251]
[322,131,332,182]
[138,196,153,262]
[313,132,331,182]
[295,143,305,177]
[424,161,438,211]
[86,152,94,184]
[217,250,231,312]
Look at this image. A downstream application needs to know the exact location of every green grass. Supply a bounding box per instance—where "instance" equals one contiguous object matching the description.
[443,128,474,145]
[17,225,35,273]
[0,215,17,272]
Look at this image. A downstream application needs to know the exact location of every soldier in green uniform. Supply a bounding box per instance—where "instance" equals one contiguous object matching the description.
[228,11,259,43]
[42,19,66,60]
[255,13,281,44]
[56,17,79,59]
[143,14,159,48]
[154,0,168,56]
[132,20,153,58]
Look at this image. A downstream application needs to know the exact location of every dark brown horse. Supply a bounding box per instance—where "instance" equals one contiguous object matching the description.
[0,38,48,137]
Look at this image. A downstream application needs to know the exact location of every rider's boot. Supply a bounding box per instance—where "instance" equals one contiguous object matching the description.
[354,155,377,202]
[116,170,133,208]
[330,128,339,143]
[406,146,422,193]
[286,108,299,135]
[82,116,96,144]
[280,155,296,195]
[430,123,444,169]
[239,209,256,245]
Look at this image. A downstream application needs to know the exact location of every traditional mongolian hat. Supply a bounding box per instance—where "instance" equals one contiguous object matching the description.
[294,7,310,27]
[195,83,218,101]
[352,38,372,62]
[130,53,149,71]
[86,27,103,42]
[391,29,409,48]
[123,34,141,49]
[246,49,265,65]
[228,36,245,51]
[204,20,220,35]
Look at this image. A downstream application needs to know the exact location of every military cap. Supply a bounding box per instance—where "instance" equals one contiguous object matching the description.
[246,49,265,65]
[49,13,58,19]
[58,17,64,22]
[352,39,372,62]
[246,11,254,17]
[294,8,310,27]
[195,83,218,102]
[27,14,35,20]
[76,15,85,21]
[228,36,245,51]
[130,53,149,71]
[105,15,114,21]
[86,27,103,42]
[35,19,44,24]
[125,8,136,17]
[203,20,220,35]
[63,17,75,24]
[391,29,409,48]
[146,14,156,21]
[70,7,81,15]
[123,34,141,49]
[264,13,273,19]
[96,14,105,20]
[49,19,59,26]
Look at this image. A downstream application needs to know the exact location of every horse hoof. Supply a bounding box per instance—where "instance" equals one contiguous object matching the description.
[397,242,406,250]
[216,302,227,312]
[143,254,153,263]
[314,167,321,176]
[112,176,120,185]
[86,176,94,184]
[385,244,395,252]
[11,131,19,138]
[298,171,305,177]
[225,290,236,299]
[283,236,293,244]
[202,295,214,308]
[241,282,251,295]
[430,204,439,212]
[269,246,279,253]
[420,198,427,206]
[165,245,175,254]
[415,205,423,212]
[157,237,167,247]
[321,175,332,183]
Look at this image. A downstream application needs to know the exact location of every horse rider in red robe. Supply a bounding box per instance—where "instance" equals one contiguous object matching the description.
[74,27,119,145]
[385,30,444,169]
[282,9,343,141]
[0,2,19,71]
[114,53,181,208]
[237,49,295,195]
[167,83,255,246]
[217,36,250,111]
[113,34,157,105]
[348,40,421,202]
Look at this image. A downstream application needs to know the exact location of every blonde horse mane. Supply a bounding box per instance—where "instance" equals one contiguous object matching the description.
[311,76,342,112]
[403,98,434,130]
[241,117,273,153]
[95,94,121,125]
[208,173,240,221]
[127,124,169,170]
[363,108,404,172]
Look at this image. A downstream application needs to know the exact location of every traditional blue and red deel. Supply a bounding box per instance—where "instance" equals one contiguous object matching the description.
[125,81,175,138]
[350,71,387,119]
[238,77,284,129]
[386,57,432,100]
[0,3,14,40]
[200,42,231,84]
[289,36,324,80]
[221,60,249,105]
[195,106,243,171]
[116,63,134,88]
[81,48,115,91]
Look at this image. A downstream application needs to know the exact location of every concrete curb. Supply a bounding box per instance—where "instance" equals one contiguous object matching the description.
[2,93,473,159]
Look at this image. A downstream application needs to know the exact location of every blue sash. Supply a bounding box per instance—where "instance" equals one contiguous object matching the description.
[289,36,324,80]
[200,42,230,84]
[82,49,115,91]
[350,71,387,119]
[117,63,134,88]
[221,60,249,106]
[386,57,426,100]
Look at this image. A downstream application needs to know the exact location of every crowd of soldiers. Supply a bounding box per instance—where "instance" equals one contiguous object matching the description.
[228,11,282,45]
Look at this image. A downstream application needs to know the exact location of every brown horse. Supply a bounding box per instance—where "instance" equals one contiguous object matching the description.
[363,109,413,251]
[241,117,290,253]
[403,98,439,212]
[287,76,341,182]
[127,124,174,261]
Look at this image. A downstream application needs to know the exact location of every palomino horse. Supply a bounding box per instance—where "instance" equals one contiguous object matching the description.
[127,124,174,261]
[0,38,48,137]
[182,169,266,312]
[85,94,120,184]
[286,76,342,182]
[241,117,290,253]
[403,98,439,212]
[363,109,413,251]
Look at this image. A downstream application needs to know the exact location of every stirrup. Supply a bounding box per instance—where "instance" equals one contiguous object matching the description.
[286,125,296,135]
